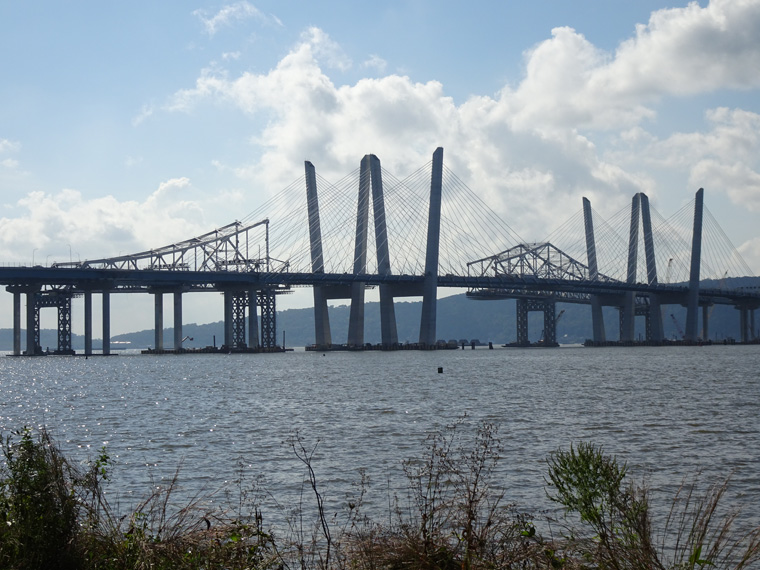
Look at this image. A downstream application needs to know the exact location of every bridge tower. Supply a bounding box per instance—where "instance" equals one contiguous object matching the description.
[583,197,606,343]
[305,161,332,349]
[684,188,704,342]
[640,193,664,342]
[618,192,664,343]
[621,194,640,342]
[347,156,372,347]
[371,155,399,347]
[419,147,443,347]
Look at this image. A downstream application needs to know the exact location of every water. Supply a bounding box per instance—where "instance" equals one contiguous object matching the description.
[1,345,758,531]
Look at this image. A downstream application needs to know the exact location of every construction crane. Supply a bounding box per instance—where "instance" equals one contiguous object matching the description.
[538,309,565,344]
[669,313,684,340]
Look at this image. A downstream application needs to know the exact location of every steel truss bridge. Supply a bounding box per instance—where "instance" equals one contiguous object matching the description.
[2,148,759,355]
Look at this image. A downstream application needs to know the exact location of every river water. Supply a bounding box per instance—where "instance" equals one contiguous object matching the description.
[1,345,758,532]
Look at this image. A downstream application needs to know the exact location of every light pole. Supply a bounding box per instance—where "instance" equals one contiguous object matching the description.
[32,248,38,265]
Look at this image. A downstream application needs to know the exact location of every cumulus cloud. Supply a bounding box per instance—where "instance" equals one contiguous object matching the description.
[193,2,281,36]
[0,179,212,264]
[362,54,387,73]
[0,138,20,153]
[163,2,760,270]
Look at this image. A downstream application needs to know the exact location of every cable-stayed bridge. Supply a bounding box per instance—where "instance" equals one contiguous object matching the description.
[1,147,758,356]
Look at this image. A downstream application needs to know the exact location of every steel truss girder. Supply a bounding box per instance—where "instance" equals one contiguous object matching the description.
[468,242,616,283]
[54,219,284,274]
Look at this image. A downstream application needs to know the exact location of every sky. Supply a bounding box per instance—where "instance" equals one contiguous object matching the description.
[2,0,760,335]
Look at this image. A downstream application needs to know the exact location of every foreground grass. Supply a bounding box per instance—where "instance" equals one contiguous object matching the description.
[1,421,759,570]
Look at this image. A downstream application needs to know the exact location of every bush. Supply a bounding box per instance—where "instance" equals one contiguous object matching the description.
[546,442,760,569]
[2,426,758,570]
[0,427,83,569]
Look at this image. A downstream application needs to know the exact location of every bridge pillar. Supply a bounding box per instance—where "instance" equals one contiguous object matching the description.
[582,197,606,343]
[702,304,709,342]
[685,188,704,342]
[84,290,93,355]
[370,154,398,348]
[516,298,557,346]
[419,147,443,347]
[348,155,371,347]
[12,289,21,355]
[621,194,640,342]
[305,160,332,349]
[102,290,111,355]
[640,193,664,343]
[25,290,39,355]
[231,291,247,348]
[224,290,233,348]
[258,289,276,349]
[516,298,529,346]
[248,289,259,349]
[56,293,73,354]
[154,293,164,351]
[739,305,751,343]
[173,291,183,351]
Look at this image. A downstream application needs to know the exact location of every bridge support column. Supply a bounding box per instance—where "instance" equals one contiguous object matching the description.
[582,197,606,343]
[419,147,443,347]
[26,290,39,355]
[154,293,164,351]
[102,290,111,356]
[248,289,259,349]
[685,188,704,342]
[231,291,247,349]
[56,293,73,354]
[12,290,21,355]
[370,154,398,348]
[224,291,233,348]
[84,290,93,355]
[348,155,371,347]
[258,289,276,349]
[305,160,332,349]
[516,298,557,346]
[173,291,183,351]
[739,306,751,343]
[516,299,529,347]
[640,193,664,343]
[621,194,640,342]
[702,305,709,342]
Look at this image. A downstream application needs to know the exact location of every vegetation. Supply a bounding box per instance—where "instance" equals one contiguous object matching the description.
[1,423,758,569]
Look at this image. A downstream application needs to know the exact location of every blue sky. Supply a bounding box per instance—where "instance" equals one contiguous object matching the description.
[2,0,760,333]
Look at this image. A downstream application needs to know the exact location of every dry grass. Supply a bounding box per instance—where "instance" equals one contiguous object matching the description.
[2,424,758,570]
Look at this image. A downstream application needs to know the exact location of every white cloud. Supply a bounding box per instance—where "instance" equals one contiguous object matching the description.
[163,4,760,271]
[362,55,387,73]
[0,138,20,153]
[0,180,213,264]
[300,27,352,72]
[193,2,280,37]
[1,158,19,169]
[503,0,760,132]
[132,103,154,126]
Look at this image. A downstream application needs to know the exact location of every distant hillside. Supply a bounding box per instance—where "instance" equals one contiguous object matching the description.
[2,276,757,350]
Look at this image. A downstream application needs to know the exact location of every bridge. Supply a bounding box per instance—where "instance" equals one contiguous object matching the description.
[2,147,759,355]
